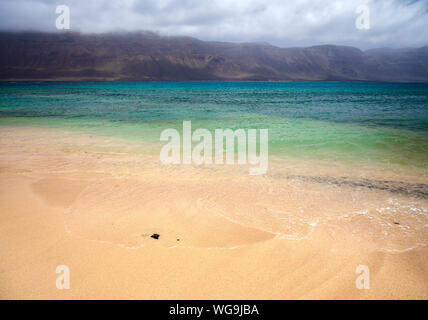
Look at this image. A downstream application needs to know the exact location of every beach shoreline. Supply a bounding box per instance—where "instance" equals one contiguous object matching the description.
[0,126,427,299]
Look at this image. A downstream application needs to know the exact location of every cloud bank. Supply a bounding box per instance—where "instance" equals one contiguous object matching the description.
[0,0,427,49]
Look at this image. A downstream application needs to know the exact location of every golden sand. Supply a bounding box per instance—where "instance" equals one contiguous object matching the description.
[0,126,427,299]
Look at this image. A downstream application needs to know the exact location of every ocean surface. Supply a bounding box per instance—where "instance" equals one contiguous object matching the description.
[1,82,427,172]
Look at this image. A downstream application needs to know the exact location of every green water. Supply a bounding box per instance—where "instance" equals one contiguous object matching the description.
[0,82,427,170]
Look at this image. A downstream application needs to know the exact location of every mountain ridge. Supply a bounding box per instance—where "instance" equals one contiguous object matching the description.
[1,31,427,82]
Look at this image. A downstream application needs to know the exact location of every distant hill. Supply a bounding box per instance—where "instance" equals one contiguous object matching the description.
[0,32,427,82]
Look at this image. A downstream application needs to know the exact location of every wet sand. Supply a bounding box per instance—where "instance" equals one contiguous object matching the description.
[0,126,427,299]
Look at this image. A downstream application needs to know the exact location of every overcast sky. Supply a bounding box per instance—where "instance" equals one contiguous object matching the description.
[0,0,427,49]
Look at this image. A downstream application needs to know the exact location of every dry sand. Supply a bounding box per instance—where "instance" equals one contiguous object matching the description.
[0,126,427,299]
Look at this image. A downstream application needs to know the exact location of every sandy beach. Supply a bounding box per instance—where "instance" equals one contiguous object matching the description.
[0,126,426,299]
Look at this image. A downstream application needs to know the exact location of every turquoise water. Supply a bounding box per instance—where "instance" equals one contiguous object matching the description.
[0,82,427,170]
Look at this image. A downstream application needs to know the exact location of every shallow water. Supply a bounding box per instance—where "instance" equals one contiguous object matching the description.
[0,82,427,172]
[0,124,426,253]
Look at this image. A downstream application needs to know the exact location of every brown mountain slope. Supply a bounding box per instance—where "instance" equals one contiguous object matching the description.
[0,32,427,82]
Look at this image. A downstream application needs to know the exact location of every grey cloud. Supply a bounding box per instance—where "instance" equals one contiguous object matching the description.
[0,0,427,49]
